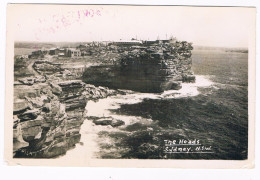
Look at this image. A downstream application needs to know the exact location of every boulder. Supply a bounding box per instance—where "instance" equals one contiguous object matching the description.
[93,117,125,127]
[182,74,196,83]
[160,80,182,91]
[93,117,113,126]
[111,119,125,127]
[170,81,182,90]
[58,80,84,88]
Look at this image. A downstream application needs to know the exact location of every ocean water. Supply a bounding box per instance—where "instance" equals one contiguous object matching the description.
[61,50,248,160]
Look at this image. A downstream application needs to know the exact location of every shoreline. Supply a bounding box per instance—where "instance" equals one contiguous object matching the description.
[58,75,214,159]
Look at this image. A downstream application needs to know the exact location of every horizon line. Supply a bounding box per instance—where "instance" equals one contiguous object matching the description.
[14,41,248,49]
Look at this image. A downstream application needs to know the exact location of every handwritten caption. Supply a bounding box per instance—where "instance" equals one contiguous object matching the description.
[163,139,213,154]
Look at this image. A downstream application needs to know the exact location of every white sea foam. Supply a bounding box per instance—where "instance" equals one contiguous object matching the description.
[85,75,214,124]
[59,75,214,159]
[161,75,214,99]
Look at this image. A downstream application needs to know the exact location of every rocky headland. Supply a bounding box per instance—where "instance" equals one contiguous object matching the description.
[83,40,195,93]
[13,38,196,158]
[13,61,121,158]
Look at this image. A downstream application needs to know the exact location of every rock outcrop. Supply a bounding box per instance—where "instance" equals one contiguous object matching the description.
[13,61,120,158]
[92,117,125,127]
[83,40,195,93]
[13,39,196,157]
[13,79,86,158]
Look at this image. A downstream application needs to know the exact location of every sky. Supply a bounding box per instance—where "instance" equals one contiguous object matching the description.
[9,4,255,48]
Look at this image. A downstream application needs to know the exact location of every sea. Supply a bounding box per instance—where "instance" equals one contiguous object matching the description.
[60,49,248,160]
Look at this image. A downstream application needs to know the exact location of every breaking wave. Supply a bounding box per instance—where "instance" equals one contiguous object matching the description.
[59,75,215,159]
[86,75,214,117]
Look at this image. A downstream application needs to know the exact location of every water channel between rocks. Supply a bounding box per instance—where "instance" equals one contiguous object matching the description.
[59,75,214,160]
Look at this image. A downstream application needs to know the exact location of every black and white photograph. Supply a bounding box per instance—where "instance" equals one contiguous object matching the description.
[4,4,255,168]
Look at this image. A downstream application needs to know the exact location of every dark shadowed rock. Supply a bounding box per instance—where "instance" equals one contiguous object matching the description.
[42,103,51,113]
[93,117,125,127]
[93,117,113,126]
[83,41,195,93]
[111,119,125,127]
[182,74,196,83]
[160,80,182,91]
[18,109,41,121]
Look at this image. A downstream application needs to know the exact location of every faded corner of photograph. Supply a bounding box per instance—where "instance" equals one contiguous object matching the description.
[11,5,252,162]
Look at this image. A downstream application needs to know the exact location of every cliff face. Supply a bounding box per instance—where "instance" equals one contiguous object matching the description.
[13,40,196,157]
[14,80,86,158]
[13,61,117,158]
[83,41,195,93]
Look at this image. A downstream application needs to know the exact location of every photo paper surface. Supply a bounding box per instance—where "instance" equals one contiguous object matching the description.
[5,4,256,168]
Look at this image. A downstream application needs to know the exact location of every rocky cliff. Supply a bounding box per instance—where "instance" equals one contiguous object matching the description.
[83,40,195,93]
[13,61,118,158]
[13,39,196,157]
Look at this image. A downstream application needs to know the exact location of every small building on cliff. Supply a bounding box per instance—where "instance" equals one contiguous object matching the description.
[65,48,81,58]
[49,48,59,55]
[49,48,66,56]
